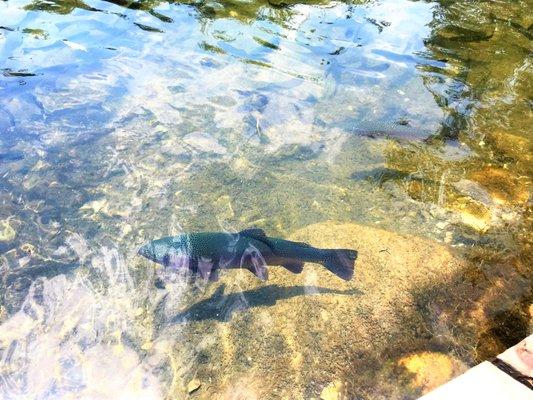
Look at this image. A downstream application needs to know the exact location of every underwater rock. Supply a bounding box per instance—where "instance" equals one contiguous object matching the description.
[452,179,493,206]
[187,378,202,394]
[80,345,162,399]
[466,259,531,362]
[469,167,529,205]
[20,243,36,256]
[485,131,531,164]
[22,28,49,39]
[398,351,466,394]
[320,380,345,400]
[452,197,492,233]
[435,25,495,42]
[385,141,519,233]
[0,305,6,323]
[0,220,16,242]
[79,198,130,219]
[213,195,235,221]
[406,177,493,233]
[262,121,322,154]
[230,157,255,178]
[175,221,468,399]
[183,132,227,155]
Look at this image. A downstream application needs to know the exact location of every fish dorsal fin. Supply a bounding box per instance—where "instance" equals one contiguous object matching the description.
[295,241,312,248]
[239,228,266,238]
[239,228,273,250]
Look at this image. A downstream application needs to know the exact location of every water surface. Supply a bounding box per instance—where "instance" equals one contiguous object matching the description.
[0,0,531,398]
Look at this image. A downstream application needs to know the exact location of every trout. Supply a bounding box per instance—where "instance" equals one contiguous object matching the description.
[138,228,357,281]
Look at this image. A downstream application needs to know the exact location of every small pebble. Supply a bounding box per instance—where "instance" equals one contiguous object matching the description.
[187,378,201,394]
[0,220,16,241]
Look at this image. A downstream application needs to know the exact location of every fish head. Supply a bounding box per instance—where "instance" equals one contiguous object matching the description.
[138,241,159,262]
[138,239,173,264]
[138,237,192,269]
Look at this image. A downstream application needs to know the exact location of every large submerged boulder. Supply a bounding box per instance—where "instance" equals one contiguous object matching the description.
[171,221,484,399]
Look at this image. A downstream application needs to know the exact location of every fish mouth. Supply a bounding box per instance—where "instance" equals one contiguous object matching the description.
[138,243,154,260]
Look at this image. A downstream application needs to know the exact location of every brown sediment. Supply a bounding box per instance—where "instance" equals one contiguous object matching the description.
[469,167,529,205]
[383,138,531,233]
[397,352,465,394]
[484,131,531,165]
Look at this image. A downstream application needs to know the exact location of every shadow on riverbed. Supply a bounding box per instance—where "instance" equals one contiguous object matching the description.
[171,284,362,323]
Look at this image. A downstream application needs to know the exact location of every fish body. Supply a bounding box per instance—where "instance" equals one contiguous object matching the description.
[138,228,357,281]
[351,120,431,141]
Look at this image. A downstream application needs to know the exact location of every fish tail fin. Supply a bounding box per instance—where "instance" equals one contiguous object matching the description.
[322,249,357,280]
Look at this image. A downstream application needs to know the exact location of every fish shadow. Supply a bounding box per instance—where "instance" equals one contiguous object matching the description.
[170,284,362,323]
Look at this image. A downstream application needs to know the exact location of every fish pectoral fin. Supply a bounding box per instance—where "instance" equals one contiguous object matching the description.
[239,228,267,238]
[281,261,304,274]
[247,263,268,281]
[198,257,214,280]
[242,248,268,281]
[240,244,269,281]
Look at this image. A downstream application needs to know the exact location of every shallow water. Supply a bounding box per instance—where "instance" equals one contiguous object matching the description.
[0,0,531,398]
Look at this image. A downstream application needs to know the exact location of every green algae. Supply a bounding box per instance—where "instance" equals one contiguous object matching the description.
[0,220,16,242]
[22,28,49,39]
[24,0,100,14]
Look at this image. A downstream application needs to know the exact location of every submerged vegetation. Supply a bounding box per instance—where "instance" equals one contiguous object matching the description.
[0,0,531,398]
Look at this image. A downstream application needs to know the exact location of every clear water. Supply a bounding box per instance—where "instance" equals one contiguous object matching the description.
[0,0,531,398]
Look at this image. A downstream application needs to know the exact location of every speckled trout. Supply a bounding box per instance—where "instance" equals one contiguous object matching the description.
[138,228,357,281]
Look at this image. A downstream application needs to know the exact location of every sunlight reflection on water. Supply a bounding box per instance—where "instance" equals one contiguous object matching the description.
[0,0,531,397]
